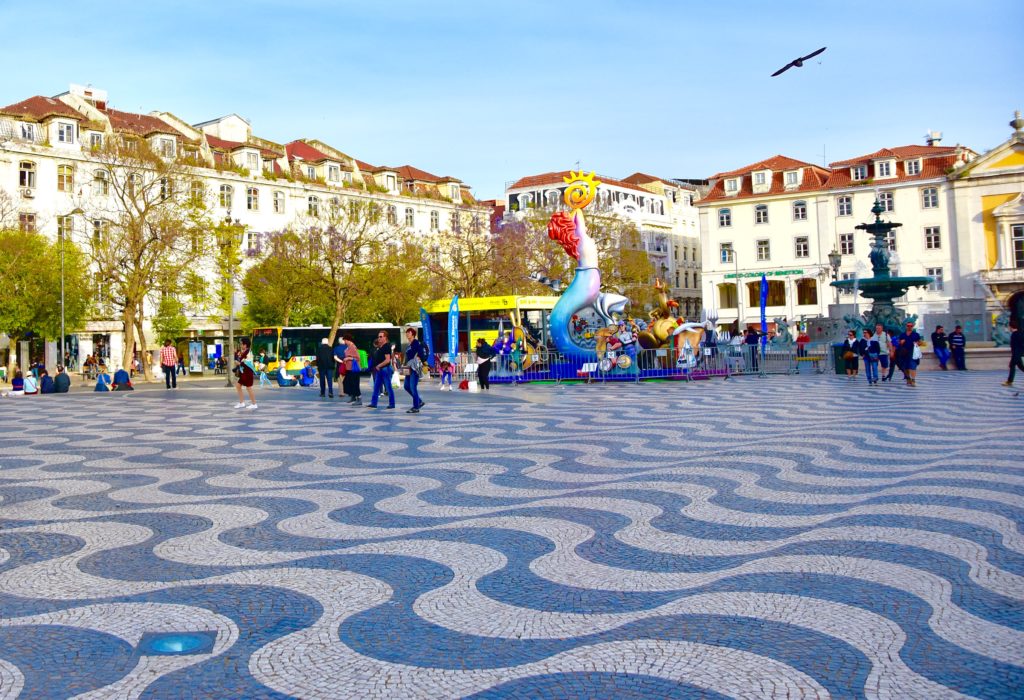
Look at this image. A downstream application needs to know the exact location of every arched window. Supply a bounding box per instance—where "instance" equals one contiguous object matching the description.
[18,161,36,188]
[796,278,818,306]
[57,164,74,192]
[546,190,560,207]
[247,187,259,211]
[93,170,109,196]
[718,208,731,227]
[219,184,233,209]
[308,195,320,217]
[793,200,807,221]
[273,191,285,214]
[404,207,415,227]
[754,204,768,224]
[717,282,737,309]
[430,210,439,230]
[189,180,205,204]
[387,205,397,225]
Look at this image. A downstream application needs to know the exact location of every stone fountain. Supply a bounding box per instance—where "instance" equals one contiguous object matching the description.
[831,199,933,335]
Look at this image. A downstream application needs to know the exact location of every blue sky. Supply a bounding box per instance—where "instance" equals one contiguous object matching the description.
[1,1,1020,198]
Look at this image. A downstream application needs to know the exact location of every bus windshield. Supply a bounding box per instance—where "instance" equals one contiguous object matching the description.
[251,328,279,362]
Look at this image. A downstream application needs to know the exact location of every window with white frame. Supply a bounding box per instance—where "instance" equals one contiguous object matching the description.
[328,165,340,182]
[754,204,768,224]
[840,233,855,255]
[190,180,204,203]
[342,171,352,184]
[793,200,807,221]
[1012,224,1024,268]
[795,236,809,258]
[925,226,941,249]
[785,170,799,186]
[906,159,921,176]
[837,195,852,216]
[264,158,275,172]
[879,191,894,212]
[57,121,75,144]
[90,132,103,150]
[884,230,897,251]
[877,161,892,177]
[20,122,35,140]
[718,208,731,227]
[247,187,259,211]
[159,138,175,158]
[839,271,855,295]
[306,165,316,180]
[219,184,233,209]
[756,239,770,261]
[720,242,734,263]
[247,152,259,172]
[94,170,109,196]
[404,207,415,227]
[18,161,36,188]
[308,196,320,217]
[926,267,944,292]
[852,165,867,180]
[57,164,74,192]
[92,219,107,244]
[273,191,285,214]
[430,210,439,230]
[725,178,738,193]
[387,206,397,225]
[159,177,171,201]
[246,231,258,253]
[921,187,938,209]
[753,172,766,186]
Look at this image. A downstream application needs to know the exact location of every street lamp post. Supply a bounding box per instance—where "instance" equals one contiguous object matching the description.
[59,208,84,365]
[827,249,842,307]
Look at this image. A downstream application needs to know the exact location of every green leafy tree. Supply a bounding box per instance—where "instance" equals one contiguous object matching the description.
[151,295,189,341]
[239,230,326,329]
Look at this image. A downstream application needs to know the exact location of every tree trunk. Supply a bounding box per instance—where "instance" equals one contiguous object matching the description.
[121,304,137,375]
[328,293,344,346]
[134,317,151,381]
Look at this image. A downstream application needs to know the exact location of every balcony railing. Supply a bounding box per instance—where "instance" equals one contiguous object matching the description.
[980,267,1024,284]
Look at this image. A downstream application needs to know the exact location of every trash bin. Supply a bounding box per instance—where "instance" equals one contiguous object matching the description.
[832,343,846,375]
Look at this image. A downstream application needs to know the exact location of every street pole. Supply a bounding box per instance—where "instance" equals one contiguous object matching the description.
[60,228,65,363]
[734,250,742,333]
[225,284,234,388]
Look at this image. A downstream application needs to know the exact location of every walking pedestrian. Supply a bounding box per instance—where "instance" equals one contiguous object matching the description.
[475,337,495,390]
[232,339,258,410]
[159,339,178,389]
[948,325,967,370]
[316,338,335,398]
[874,324,892,382]
[895,321,923,387]
[1002,319,1024,387]
[367,330,395,409]
[861,329,880,385]
[843,330,861,379]
[403,327,428,413]
[931,325,950,370]
[339,335,362,404]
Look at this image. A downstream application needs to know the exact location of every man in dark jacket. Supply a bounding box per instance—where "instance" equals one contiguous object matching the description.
[948,325,967,370]
[1003,319,1024,387]
[54,365,71,393]
[931,325,950,370]
[316,338,336,398]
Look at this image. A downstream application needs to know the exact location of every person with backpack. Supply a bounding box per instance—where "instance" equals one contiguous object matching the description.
[402,327,428,413]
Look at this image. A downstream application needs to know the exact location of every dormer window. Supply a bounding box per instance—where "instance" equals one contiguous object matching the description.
[785,170,799,187]
[306,165,316,180]
[20,123,35,141]
[852,165,868,180]
[89,133,103,150]
[264,158,275,172]
[343,171,352,184]
[725,178,738,193]
[327,164,340,182]
[876,160,893,178]
[386,174,397,191]
[450,184,460,200]
[753,172,767,186]
[246,152,259,172]
[57,122,76,144]
[906,159,921,176]
[158,137,175,158]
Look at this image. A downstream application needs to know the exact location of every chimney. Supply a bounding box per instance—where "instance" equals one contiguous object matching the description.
[68,83,109,111]
[925,130,943,146]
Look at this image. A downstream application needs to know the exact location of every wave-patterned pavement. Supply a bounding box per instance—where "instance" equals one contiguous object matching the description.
[0,373,1021,699]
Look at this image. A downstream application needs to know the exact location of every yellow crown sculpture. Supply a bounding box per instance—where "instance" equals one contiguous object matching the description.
[562,170,601,211]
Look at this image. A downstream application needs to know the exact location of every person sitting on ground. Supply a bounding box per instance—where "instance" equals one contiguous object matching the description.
[276,364,298,387]
[23,371,39,395]
[299,360,317,387]
[39,368,55,394]
[112,365,134,391]
[94,366,112,391]
[2,371,26,397]
[54,365,71,393]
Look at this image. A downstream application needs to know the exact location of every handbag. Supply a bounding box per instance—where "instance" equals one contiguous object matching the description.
[843,350,855,361]
[912,344,923,361]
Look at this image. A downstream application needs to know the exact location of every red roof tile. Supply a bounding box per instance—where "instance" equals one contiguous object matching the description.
[0,95,86,122]
[508,170,650,194]
[396,165,446,183]
[709,155,819,180]
[824,154,958,189]
[699,161,831,204]
[104,108,182,137]
[354,158,378,172]
[206,134,281,159]
[285,140,332,163]
[829,145,957,167]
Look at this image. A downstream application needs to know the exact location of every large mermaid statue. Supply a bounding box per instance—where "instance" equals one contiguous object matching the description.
[547,171,629,361]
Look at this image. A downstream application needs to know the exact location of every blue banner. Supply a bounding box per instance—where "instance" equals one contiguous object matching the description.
[419,307,434,368]
[448,295,459,363]
[759,274,769,352]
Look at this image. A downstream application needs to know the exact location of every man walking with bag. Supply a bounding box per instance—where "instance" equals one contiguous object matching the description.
[403,327,427,413]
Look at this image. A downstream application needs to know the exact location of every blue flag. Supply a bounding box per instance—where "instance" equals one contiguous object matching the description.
[759,274,769,352]
[419,307,434,368]
[448,295,459,363]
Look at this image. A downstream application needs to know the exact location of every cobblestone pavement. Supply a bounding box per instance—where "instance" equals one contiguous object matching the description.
[1,372,1021,699]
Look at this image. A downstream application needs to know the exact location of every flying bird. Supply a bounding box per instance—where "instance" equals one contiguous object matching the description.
[771,47,827,77]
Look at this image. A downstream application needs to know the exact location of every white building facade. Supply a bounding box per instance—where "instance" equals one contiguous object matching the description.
[505,170,703,316]
[0,84,489,367]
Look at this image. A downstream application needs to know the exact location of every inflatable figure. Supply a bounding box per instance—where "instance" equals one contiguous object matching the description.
[638,278,682,349]
[547,172,629,361]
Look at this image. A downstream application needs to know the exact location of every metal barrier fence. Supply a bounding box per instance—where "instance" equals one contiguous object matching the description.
[428,342,833,388]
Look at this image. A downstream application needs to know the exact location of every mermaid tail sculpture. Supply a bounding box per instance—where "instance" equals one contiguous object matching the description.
[547,171,628,361]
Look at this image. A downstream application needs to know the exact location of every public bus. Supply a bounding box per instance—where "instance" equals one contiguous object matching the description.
[251,323,403,375]
[422,295,559,355]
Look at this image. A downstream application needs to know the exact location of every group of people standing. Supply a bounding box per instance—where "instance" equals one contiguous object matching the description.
[842,321,930,386]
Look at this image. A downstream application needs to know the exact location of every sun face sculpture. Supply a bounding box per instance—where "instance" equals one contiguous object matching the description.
[562,170,601,212]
